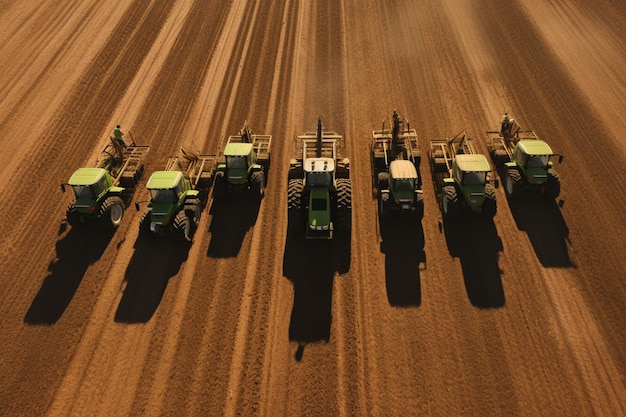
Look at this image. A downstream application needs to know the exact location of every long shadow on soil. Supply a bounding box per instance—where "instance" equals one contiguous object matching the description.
[25,224,116,324]
[508,195,572,268]
[115,236,190,323]
[283,230,351,350]
[379,215,425,307]
[206,194,260,258]
[443,215,505,308]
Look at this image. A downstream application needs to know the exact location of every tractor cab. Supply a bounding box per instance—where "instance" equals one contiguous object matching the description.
[388,159,419,206]
[145,171,190,233]
[449,154,494,212]
[66,168,117,213]
[512,140,559,185]
[222,142,256,185]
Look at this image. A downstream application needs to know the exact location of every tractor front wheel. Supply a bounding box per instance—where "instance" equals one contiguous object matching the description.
[66,202,82,227]
[482,184,497,218]
[139,211,153,238]
[287,179,304,231]
[335,178,352,232]
[100,196,125,228]
[505,168,523,199]
[545,169,561,199]
[442,185,459,218]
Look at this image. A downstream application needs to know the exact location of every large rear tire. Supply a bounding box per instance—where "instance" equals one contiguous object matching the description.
[545,168,561,199]
[442,185,459,218]
[335,178,352,232]
[287,179,304,231]
[66,202,82,227]
[482,184,497,218]
[213,171,226,199]
[100,196,125,228]
[505,168,523,199]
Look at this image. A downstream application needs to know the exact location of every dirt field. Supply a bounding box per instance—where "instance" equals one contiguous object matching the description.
[1,1,625,416]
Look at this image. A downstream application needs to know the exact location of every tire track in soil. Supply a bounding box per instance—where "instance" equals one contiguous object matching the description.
[1,3,179,416]
[42,2,235,416]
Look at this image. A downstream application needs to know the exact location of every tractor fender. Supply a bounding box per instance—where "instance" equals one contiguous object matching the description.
[108,186,126,194]
[185,190,200,198]
[443,178,455,185]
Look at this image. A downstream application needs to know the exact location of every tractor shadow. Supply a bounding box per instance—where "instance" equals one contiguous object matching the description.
[283,229,351,355]
[379,215,425,307]
[507,195,572,267]
[115,235,191,323]
[442,215,505,308]
[25,224,116,324]
[206,193,261,258]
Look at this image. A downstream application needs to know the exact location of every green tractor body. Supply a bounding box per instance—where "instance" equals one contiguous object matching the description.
[486,115,563,200]
[216,143,265,193]
[288,118,351,239]
[65,167,126,227]
[444,154,495,215]
[371,110,423,219]
[304,158,335,239]
[213,123,271,198]
[430,132,498,218]
[141,171,201,240]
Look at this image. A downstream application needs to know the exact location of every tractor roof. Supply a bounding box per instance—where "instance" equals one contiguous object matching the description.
[68,167,107,186]
[518,139,553,155]
[455,154,491,172]
[147,171,184,189]
[304,157,335,173]
[224,142,253,157]
[389,159,418,179]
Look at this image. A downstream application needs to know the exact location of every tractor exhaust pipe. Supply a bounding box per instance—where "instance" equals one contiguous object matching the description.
[316,117,322,157]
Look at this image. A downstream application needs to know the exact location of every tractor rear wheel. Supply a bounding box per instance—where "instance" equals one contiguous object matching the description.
[482,184,497,218]
[250,171,265,198]
[336,178,352,232]
[288,179,304,231]
[173,210,192,241]
[185,199,202,227]
[66,202,82,227]
[100,196,125,228]
[545,169,561,199]
[505,168,523,199]
[442,185,459,217]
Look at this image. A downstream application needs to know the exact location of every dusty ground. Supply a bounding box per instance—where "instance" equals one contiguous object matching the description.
[1,1,625,416]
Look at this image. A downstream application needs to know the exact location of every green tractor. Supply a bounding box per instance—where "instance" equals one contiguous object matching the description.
[486,114,563,200]
[430,132,498,218]
[62,135,149,228]
[213,122,271,198]
[503,140,563,200]
[138,149,214,241]
[287,118,351,239]
[371,110,424,219]
[63,168,127,228]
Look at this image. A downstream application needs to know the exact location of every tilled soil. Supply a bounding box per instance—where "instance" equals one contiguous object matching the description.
[1,1,625,416]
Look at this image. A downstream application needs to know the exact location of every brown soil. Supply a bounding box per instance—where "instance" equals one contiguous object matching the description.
[1,1,625,416]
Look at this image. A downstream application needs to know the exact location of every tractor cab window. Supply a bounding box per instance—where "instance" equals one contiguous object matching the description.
[306,172,333,187]
[93,176,108,196]
[517,150,528,167]
[150,189,177,203]
[462,171,486,185]
[72,185,96,200]
[175,179,186,199]
[226,155,247,170]
[526,154,550,169]
[393,178,415,191]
